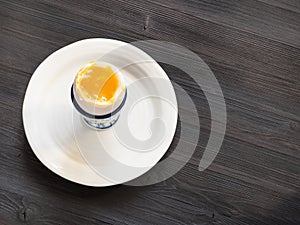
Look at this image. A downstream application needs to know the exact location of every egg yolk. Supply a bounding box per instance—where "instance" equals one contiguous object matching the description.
[76,62,120,104]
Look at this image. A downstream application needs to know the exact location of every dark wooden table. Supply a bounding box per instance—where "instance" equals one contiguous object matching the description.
[1,0,299,224]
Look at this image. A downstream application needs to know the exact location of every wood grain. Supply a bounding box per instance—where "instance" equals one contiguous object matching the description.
[0,0,299,224]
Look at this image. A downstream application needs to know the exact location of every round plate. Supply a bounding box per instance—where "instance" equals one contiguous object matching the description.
[23,38,178,186]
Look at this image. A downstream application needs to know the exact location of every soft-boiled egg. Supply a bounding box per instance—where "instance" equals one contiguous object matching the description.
[75,61,125,108]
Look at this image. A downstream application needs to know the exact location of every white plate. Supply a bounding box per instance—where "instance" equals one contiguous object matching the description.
[23,38,178,186]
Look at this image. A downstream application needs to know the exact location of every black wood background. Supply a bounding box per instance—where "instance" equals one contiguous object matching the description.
[0,0,300,224]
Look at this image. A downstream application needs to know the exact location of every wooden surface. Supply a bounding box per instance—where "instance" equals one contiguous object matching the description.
[1,0,300,224]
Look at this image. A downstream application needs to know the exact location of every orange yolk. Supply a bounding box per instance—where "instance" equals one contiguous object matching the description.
[76,63,120,104]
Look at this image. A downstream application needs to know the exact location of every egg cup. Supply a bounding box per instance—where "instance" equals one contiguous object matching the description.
[71,62,127,130]
[71,85,127,130]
